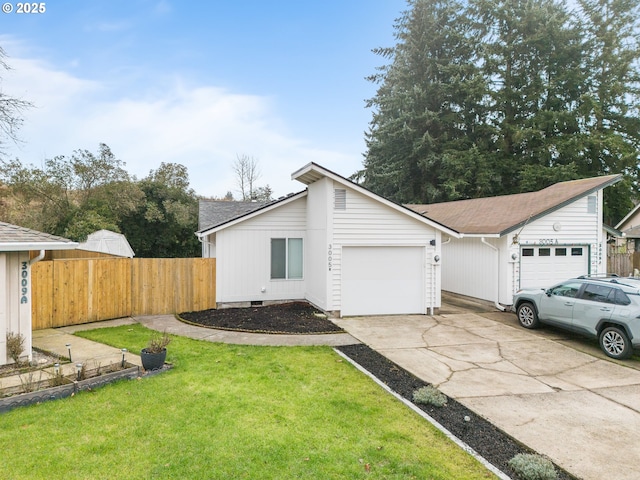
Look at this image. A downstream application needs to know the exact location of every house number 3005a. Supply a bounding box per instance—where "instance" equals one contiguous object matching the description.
[20,261,28,304]
[328,244,332,271]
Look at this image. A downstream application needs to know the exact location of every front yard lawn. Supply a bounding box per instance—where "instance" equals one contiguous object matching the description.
[0,325,496,479]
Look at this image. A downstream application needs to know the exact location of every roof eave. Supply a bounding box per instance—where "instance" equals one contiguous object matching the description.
[293,163,462,238]
[0,242,78,252]
[499,174,622,236]
[459,233,501,238]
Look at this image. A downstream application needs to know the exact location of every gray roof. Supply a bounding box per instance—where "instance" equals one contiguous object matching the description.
[0,222,77,251]
[198,200,268,231]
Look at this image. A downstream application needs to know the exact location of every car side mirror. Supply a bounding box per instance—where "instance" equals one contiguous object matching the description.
[545,289,552,297]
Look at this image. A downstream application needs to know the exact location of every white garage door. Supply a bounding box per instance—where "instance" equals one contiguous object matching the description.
[520,245,589,289]
[341,246,425,316]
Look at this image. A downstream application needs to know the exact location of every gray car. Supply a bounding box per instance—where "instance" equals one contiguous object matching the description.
[512,276,640,359]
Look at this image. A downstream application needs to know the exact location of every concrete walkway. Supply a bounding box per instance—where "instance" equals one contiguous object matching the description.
[135,314,359,347]
[333,308,640,480]
[32,318,143,373]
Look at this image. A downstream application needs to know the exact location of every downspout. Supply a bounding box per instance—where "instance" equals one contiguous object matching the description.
[196,234,216,257]
[430,237,451,315]
[30,250,45,265]
[481,238,506,311]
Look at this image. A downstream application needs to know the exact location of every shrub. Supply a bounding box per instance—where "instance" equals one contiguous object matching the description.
[145,331,171,353]
[412,385,447,407]
[6,331,26,364]
[508,453,557,480]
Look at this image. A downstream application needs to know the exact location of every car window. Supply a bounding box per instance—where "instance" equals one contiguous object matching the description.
[549,282,582,298]
[580,284,614,303]
[613,288,631,306]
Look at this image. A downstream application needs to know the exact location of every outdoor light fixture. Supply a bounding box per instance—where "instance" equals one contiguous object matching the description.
[66,343,72,362]
[511,253,518,260]
[121,348,128,368]
[434,255,440,263]
[54,363,60,375]
[76,363,83,381]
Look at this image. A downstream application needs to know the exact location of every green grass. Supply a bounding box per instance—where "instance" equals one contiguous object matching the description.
[0,325,496,479]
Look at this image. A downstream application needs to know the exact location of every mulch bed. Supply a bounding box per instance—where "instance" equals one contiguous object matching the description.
[179,301,344,334]
[179,302,577,480]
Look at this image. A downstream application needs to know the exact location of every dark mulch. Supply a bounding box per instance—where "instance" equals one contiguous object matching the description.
[179,302,577,480]
[337,344,577,480]
[179,301,344,334]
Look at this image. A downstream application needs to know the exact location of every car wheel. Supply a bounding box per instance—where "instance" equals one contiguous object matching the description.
[599,326,632,360]
[516,302,539,329]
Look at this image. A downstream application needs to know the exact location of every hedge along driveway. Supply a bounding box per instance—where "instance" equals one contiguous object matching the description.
[0,325,497,480]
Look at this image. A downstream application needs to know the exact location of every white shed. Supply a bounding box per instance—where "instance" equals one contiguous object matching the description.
[196,163,459,317]
[407,175,620,308]
[0,222,77,365]
[77,229,135,258]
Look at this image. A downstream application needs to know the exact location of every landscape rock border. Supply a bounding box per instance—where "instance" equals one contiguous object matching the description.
[336,344,577,480]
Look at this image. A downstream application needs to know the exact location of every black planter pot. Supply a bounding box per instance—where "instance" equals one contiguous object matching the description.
[140,348,167,371]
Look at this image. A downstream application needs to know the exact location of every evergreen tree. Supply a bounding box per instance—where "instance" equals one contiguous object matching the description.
[362,0,640,221]
[577,0,640,222]
[472,0,584,192]
[363,0,482,203]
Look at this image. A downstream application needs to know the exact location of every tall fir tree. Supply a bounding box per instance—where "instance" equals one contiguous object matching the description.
[363,0,481,203]
[577,0,640,222]
[362,0,640,222]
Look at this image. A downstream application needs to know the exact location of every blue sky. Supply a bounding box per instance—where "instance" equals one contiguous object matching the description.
[0,0,406,198]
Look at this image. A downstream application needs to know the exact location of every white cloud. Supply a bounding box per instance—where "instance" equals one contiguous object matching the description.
[1,51,356,198]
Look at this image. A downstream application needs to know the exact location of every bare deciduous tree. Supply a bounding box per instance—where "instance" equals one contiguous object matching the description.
[0,47,33,155]
[232,154,262,201]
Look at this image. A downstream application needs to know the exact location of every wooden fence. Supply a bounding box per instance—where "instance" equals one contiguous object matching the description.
[31,257,216,330]
[607,252,640,277]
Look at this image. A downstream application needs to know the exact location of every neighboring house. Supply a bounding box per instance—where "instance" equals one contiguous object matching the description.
[614,203,640,253]
[0,222,77,365]
[406,174,621,308]
[76,229,135,258]
[196,163,460,317]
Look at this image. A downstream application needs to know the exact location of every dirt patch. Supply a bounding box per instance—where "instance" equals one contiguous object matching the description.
[179,302,345,334]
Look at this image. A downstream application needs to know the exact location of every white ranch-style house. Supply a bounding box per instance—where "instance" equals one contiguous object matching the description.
[406,174,621,309]
[198,165,620,315]
[196,163,460,317]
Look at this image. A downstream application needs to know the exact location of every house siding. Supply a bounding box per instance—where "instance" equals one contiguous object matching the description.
[0,252,32,364]
[517,192,605,278]
[442,192,605,305]
[331,181,439,312]
[304,179,331,311]
[214,197,307,303]
[442,237,502,303]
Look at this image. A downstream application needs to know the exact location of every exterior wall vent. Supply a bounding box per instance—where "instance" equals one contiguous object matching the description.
[587,195,596,214]
[334,189,346,210]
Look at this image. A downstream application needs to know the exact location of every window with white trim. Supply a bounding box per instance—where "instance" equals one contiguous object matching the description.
[271,238,303,279]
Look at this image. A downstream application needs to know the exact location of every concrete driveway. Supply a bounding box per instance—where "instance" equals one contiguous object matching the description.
[333,298,640,480]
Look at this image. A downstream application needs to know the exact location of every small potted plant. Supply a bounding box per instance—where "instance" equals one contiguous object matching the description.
[140,331,171,371]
